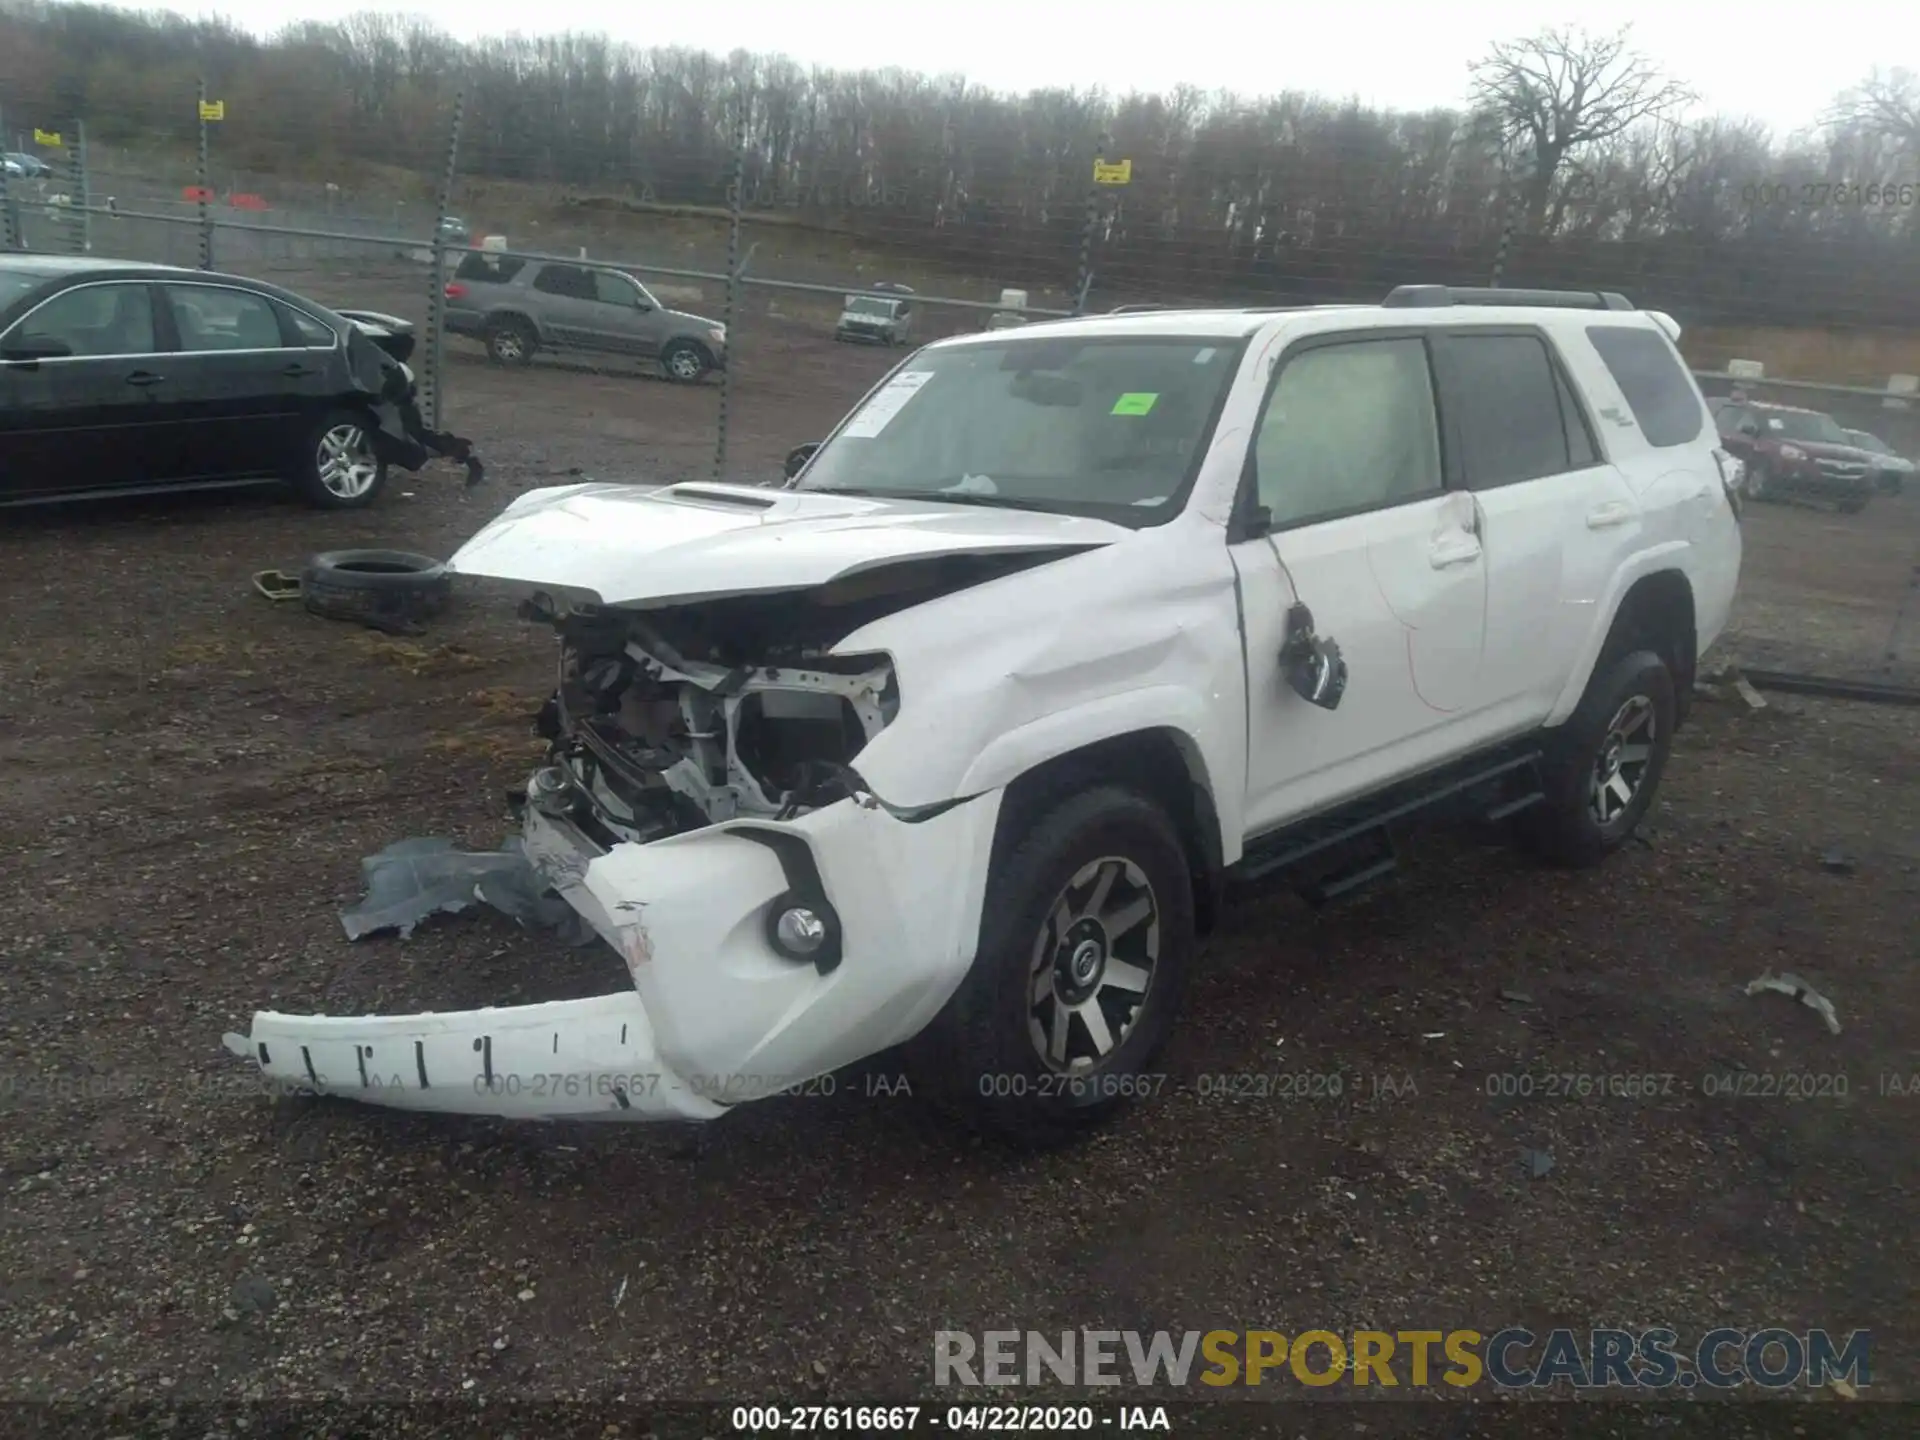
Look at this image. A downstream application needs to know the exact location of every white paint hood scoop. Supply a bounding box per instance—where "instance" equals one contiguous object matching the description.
[446,481,1128,606]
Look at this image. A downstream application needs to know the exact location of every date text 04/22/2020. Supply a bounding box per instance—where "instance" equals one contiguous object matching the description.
[728,1406,1170,1432]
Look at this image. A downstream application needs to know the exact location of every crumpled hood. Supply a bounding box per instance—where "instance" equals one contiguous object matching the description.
[446,481,1131,606]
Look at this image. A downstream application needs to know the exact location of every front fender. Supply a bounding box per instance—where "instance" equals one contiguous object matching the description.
[955,686,1237,863]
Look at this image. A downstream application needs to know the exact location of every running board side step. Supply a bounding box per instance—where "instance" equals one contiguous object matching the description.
[1230,747,1545,896]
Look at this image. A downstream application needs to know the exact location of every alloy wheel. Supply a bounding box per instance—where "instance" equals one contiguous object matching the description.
[1027,856,1160,1072]
[1589,694,1656,827]
[316,424,379,500]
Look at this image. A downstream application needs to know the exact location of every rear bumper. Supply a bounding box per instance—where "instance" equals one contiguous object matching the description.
[222,782,1001,1123]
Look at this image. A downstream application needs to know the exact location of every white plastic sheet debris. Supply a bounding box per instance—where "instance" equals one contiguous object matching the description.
[340,836,598,947]
[1744,970,1842,1036]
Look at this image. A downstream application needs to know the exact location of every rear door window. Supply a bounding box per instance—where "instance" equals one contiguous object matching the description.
[1585,324,1705,447]
[533,265,595,300]
[164,286,287,351]
[454,253,525,283]
[1439,333,1578,488]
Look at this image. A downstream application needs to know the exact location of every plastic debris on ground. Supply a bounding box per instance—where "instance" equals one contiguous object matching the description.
[1521,1147,1556,1179]
[340,836,599,947]
[1744,970,1843,1036]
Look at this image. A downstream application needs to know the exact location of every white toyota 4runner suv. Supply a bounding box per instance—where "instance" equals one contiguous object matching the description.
[226,286,1742,1145]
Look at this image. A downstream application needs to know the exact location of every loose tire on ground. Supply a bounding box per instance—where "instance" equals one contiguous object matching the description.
[299,550,451,635]
[291,410,388,510]
[907,784,1195,1148]
[1517,649,1676,868]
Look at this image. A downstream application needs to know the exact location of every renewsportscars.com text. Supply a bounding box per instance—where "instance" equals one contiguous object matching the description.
[933,1327,1870,1390]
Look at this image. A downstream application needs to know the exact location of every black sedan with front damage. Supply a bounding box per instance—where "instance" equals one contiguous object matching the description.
[0,255,478,509]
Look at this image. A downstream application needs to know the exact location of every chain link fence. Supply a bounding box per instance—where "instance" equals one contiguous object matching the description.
[3,73,1918,689]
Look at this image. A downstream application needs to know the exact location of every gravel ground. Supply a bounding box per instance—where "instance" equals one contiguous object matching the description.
[0,300,1916,1434]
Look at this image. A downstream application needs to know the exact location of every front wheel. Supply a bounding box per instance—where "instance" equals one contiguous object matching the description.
[1745,461,1772,501]
[906,785,1195,1147]
[660,341,711,383]
[1838,492,1869,514]
[1517,649,1675,868]
[292,411,388,510]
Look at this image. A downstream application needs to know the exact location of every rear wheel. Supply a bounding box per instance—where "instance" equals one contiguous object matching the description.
[907,785,1195,1147]
[292,411,387,510]
[486,316,536,366]
[1517,650,1675,867]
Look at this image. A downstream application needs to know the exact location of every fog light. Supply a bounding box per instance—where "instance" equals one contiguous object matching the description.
[772,905,828,957]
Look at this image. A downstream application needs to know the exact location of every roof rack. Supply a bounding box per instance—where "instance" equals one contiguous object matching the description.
[1382,285,1635,311]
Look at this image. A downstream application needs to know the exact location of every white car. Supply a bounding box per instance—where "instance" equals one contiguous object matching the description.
[224,285,1743,1144]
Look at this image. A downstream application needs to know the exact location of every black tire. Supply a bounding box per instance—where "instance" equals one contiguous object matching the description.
[660,340,711,383]
[1837,493,1869,514]
[299,550,452,634]
[906,785,1195,1147]
[291,409,389,510]
[1517,649,1676,868]
[486,316,537,366]
[1745,460,1772,502]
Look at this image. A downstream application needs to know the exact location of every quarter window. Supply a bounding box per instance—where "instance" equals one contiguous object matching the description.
[1585,324,1705,447]
[7,283,156,357]
[282,305,336,346]
[1252,337,1443,526]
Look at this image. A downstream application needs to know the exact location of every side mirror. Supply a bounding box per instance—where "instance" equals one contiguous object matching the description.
[784,442,820,480]
[2,336,73,363]
[1738,421,1759,437]
[1280,602,1347,711]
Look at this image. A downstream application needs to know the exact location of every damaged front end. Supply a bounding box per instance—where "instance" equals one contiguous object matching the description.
[341,310,485,487]
[217,489,1102,1121]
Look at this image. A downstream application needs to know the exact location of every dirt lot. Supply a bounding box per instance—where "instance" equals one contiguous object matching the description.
[1,298,1918,1432]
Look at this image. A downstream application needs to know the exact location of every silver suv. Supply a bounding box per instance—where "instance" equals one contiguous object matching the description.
[443,255,727,382]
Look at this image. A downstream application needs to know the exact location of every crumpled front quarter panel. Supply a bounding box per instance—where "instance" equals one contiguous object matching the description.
[837,515,1248,844]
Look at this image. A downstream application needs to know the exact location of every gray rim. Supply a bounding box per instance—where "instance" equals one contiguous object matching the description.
[667,348,702,379]
[1027,856,1160,1072]
[493,329,525,361]
[1748,465,1768,499]
[316,424,379,499]
[1590,695,1656,827]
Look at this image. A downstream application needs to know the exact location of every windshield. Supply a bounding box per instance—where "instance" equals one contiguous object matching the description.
[1846,431,1890,455]
[845,297,898,318]
[0,267,41,312]
[1764,409,1849,444]
[796,335,1242,522]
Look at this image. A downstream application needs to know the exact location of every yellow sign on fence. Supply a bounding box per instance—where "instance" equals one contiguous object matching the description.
[199,99,226,122]
[1093,158,1133,186]
[33,128,63,148]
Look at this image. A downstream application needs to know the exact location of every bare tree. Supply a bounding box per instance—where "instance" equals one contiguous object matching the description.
[1469,26,1694,231]
[1829,68,1920,152]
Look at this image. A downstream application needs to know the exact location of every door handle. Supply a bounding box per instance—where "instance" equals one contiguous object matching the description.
[282,363,319,377]
[1586,501,1634,529]
[1428,534,1481,569]
[124,370,166,387]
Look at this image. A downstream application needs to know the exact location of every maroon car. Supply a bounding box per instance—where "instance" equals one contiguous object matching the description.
[1711,398,1876,512]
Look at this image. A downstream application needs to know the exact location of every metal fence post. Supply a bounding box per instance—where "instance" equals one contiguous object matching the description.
[72,119,90,254]
[195,79,214,269]
[421,89,466,433]
[713,90,748,485]
[1072,136,1105,315]
[0,104,20,251]
[1489,163,1515,289]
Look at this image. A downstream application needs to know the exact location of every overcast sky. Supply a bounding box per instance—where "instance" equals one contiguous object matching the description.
[144,0,1915,136]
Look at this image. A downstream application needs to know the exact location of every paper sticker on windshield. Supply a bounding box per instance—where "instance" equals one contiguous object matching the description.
[841,370,935,438]
[1112,392,1159,416]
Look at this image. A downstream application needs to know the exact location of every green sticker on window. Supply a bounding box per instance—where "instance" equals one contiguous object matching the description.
[1111,392,1159,416]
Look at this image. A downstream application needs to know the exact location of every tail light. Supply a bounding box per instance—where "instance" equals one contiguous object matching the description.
[443,282,468,299]
[1712,448,1744,520]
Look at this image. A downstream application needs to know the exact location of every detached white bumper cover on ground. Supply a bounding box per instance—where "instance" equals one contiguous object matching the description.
[223,994,725,1122]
